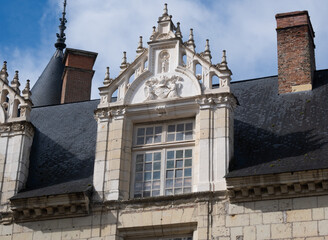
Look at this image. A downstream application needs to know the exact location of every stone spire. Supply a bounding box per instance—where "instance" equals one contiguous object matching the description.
[186,28,196,52]
[0,61,9,83]
[203,39,212,62]
[54,0,67,51]
[221,50,227,67]
[11,71,21,93]
[163,3,168,17]
[22,80,32,101]
[103,67,112,85]
[136,36,144,54]
[175,22,182,39]
[120,52,128,70]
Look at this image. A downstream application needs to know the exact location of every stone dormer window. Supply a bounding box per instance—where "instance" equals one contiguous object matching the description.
[131,120,194,198]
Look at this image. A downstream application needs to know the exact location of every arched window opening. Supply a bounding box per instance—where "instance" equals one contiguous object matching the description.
[1,89,9,104]
[195,64,202,84]
[212,75,220,88]
[17,104,21,117]
[12,99,20,118]
[110,88,118,103]
[129,72,135,85]
[182,54,187,66]
[144,59,148,70]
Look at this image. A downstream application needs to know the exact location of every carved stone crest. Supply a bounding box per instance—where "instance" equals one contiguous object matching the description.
[144,75,183,101]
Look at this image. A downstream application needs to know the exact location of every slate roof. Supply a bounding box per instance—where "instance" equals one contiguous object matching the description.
[228,69,328,177]
[15,69,328,197]
[25,99,99,190]
[30,49,65,107]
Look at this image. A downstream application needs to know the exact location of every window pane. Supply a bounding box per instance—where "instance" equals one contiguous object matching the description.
[137,128,145,136]
[145,163,152,171]
[167,133,175,141]
[146,127,153,135]
[176,150,183,159]
[186,123,193,131]
[176,132,184,141]
[165,189,173,195]
[136,154,144,163]
[166,179,173,188]
[167,160,174,169]
[166,170,174,178]
[146,136,153,144]
[137,137,144,145]
[153,162,161,170]
[154,152,161,161]
[185,149,192,158]
[175,178,183,187]
[153,171,160,179]
[184,168,192,177]
[176,169,183,178]
[183,188,191,193]
[185,158,192,167]
[175,188,182,194]
[152,181,160,189]
[136,164,143,172]
[154,135,161,143]
[143,191,151,197]
[168,125,175,132]
[167,151,174,159]
[135,182,142,191]
[184,178,192,187]
[144,172,152,180]
[145,153,152,162]
[152,190,160,196]
[135,173,142,181]
[144,182,151,190]
[155,126,162,134]
[134,193,142,198]
[185,131,193,140]
[177,124,184,132]
[176,160,183,168]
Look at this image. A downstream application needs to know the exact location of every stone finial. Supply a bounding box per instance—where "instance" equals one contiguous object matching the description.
[136,36,144,54]
[221,50,227,66]
[175,22,183,39]
[186,28,196,52]
[203,39,212,62]
[103,67,112,85]
[150,26,157,41]
[120,52,128,70]
[0,61,9,83]
[11,70,21,93]
[22,79,32,100]
[163,3,168,16]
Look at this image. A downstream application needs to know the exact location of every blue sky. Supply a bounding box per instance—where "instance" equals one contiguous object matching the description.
[1,0,327,99]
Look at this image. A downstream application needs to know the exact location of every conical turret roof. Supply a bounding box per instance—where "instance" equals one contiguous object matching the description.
[31,0,67,107]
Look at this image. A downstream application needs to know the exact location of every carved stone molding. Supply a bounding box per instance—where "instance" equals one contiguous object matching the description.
[196,93,237,110]
[144,75,183,101]
[0,121,34,135]
[226,169,328,202]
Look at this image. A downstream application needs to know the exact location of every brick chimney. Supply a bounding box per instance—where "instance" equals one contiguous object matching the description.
[61,48,98,104]
[276,11,316,94]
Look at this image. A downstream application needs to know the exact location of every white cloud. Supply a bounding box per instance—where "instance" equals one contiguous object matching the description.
[2,0,328,99]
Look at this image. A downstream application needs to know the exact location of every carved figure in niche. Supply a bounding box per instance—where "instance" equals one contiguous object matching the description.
[144,75,183,101]
[158,51,170,73]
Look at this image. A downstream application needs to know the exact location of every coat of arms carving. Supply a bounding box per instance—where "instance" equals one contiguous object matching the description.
[144,75,183,101]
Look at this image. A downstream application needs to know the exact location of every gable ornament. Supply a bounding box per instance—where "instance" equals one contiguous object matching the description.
[144,75,183,101]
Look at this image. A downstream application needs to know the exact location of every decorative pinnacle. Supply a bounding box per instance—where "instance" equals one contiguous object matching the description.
[203,39,212,61]
[103,67,111,85]
[186,28,196,51]
[22,80,32,100]
[175,22,182,38]
[163,3,168,16]
[189,29,194,41]
[120,52,128,69]
[0,61,9,83]
[136,36,144,54]
[11,70,21,92]
[221,50,227,65]
[55,0,67,50]
[150,26,156,41]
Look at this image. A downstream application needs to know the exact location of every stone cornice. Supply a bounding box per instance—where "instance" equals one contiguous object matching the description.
[0,121,34,136]
[226,168,328,202]
[10,191,91,223]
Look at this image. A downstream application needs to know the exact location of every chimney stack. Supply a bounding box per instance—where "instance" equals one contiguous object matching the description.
[276,11,316,94]
[61,48,97,104]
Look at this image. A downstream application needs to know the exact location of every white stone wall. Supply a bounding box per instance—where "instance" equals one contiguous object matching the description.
[2,195,328,239]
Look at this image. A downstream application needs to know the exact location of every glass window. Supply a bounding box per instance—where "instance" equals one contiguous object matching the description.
[133,120,194,198]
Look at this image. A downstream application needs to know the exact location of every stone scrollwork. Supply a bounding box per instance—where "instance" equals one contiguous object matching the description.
[144,75,183,101]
